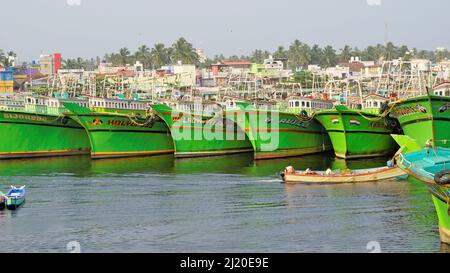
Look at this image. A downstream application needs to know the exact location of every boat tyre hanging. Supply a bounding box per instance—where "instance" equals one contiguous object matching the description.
[434,170,450,185]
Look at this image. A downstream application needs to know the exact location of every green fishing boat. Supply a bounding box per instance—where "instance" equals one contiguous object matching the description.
[389,91,450,149]
[315,105,399,159]
[228,102,331,159]
[151,103,253,158]
[0,97,90,159]
[63,100,174,159]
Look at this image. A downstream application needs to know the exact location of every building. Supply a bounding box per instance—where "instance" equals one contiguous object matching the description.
[211,60,252,76]
[250,56,291,78]
[325,66,350,79]
[0,67,14,92]
[39,53,62,75]
[160,63,197,87]
[196,48,208,63]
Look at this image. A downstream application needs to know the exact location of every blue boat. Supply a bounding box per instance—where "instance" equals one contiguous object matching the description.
[398,148,450,243]
[0,191,5,210]
[5,186,26,210]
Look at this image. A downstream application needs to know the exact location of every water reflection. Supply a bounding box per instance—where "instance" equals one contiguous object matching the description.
[0,152,443,252]
[0,152,391,178]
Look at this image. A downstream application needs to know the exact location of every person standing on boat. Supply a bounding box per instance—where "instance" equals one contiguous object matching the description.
[425,139,433,155]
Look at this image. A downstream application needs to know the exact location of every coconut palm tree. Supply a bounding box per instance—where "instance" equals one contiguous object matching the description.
[385,42,398,60]
[310,44,323,65]
[0,50,5,66]
[287,40,311,71]
[118,47,131,66]
[171,37,199,65]
[135,45,151,69]
[338,45,353,63]
[322,45,337,68]
[251,49,270,63]
[273,46,287,59]
[151,43,169,69]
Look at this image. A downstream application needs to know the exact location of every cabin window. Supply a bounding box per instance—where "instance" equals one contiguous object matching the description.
[306,102,310,107]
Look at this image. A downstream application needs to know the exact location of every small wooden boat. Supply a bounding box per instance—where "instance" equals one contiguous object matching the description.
[5,186,26,210]
[280,165,406,183]
[0,191,5,210]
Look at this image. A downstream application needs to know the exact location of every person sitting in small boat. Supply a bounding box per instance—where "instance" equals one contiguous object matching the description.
[305,168,312,174]
[325,168,333,175]
[425,139,433,155]
[285,166,295,174]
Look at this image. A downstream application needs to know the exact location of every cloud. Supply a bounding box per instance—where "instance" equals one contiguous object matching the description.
[366,0,381,6]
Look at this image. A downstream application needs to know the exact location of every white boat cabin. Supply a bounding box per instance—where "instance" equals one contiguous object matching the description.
[362,94,389,109]
[286,96,334,112]
[88,97,150,111]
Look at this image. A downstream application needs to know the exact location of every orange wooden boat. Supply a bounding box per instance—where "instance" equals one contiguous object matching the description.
[280,165,406,183]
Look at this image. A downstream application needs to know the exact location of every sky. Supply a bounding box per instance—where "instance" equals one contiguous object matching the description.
[1,0,449,62]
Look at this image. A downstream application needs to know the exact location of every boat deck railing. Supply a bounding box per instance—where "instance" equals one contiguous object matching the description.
[399,153,438,178]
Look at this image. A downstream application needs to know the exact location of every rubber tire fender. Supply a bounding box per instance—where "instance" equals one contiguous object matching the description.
[434,170,450,185]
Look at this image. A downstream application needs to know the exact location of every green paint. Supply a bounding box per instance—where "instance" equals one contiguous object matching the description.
[63,103,174,159]
[432,195,450,232]
[390,94,450,149]
[228,104,331,159]
[0,109,90,158]
[152,104,253,157]
[315,105,398,159]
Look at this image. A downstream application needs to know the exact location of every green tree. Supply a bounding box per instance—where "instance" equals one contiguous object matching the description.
[171,37,199,65]
[273,46,287,59]
[151,43,169,69]
[250,49,270,63]
[310,44,323,65]
[287,40,311,70]
[338,45,353,63]
[134,45,151,69]
[118,47,131,66]
[322,45,337,67]
[385,42,398,60]
[435,49,449,62]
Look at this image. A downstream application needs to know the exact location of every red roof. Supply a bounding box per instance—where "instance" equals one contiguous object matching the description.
[433,82,450,89]
[221,60,251,66]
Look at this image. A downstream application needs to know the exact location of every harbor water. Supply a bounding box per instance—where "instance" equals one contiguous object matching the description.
[0,152,445,253]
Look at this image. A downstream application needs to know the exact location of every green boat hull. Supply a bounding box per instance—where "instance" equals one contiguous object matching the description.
[397,155,450,244]
[152,104,253,158]
[228,107,331,159]
[0,110,90,159]
[63,104,174,159]
[390,94,450,149]
[315,106,398,159]
[432,194,450,244]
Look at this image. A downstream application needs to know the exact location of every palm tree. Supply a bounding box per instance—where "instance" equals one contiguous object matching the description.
[385,42,398,60]
[171,37,199,65]
[273,46,287,59]
[135,45,151,69]
[310,44,323,65]
[251,49,270,63]
[151,43,169,69]
[118,47,131,66]
[0,49,5,66]
[322,45,337,67]
[436,49,449,62]
[338,45,353,63]
[288,40,311,70]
